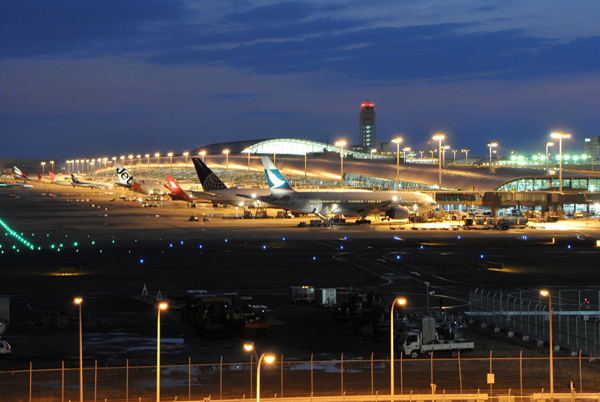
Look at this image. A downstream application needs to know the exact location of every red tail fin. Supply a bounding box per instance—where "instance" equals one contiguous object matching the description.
[37,173,42,180]
[166,175,186,196]
[49,171,56,181]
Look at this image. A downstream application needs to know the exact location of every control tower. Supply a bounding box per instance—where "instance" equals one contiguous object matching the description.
[359,100,375,150]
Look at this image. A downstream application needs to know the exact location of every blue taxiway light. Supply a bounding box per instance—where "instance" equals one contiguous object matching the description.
[480,254,484,259]
[420,245,424,249]
[263,245,267,249]
[312,256,316,260]
[199,245,203,249]
[396,255,401,260]
[140,259,144,263]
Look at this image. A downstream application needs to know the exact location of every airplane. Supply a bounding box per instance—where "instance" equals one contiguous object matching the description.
[12,166,34,181]
[36,173,53,184]
[48,171,73,186]
[243,156,438,223]
[190,157,272,208]
[70,174,113,189]
[165,175,197,204]
[115,164,168,195]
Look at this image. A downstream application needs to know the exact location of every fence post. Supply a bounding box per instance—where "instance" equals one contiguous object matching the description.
[430,351,434,386]
[341,353,344,396]
[94,360,97,402]
[489,351,493,396]
[371,352,374,395]
[458,351,462,394]
[519,350,523,397]
[62,361,65,402]
[579,350,583,392]
[310,354,313,397]
[400,351,403,395]
[126,359,129,402]
[188,357,191,401]
[280,354,284,398]
[250,354,253,399]
[220,356,223,400]
[29,362,32,402]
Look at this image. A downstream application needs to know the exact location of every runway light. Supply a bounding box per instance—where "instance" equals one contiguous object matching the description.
[140,259,144,263]
[396,255,401,260]
[225,239,228,243]
[169,243,173,248]
[312,256,316,260]
[199,245,203,249]
[344,236,347,240]
[340,245,344,249]
[282,237,286,241]
[568,245,571,249]
[180,241,184,245]
[480,254,484,259]
[457,236,461,239]
[263,245,267,249]
[420,245,424,249]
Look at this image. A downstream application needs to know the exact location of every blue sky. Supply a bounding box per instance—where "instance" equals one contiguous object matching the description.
[2,0,600,160]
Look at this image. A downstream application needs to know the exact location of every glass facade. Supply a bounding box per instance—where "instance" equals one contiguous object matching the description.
[248,138,381,159]
[497,177,599,192]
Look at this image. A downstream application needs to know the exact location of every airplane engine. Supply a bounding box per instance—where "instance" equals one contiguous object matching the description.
[385,206,410,219]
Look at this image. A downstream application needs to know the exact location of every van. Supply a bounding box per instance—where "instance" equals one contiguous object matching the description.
[0,340,11,355]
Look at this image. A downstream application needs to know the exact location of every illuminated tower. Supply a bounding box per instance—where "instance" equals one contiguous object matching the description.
[359,100,375,150]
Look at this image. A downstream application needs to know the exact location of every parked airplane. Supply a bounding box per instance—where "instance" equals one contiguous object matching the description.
[246,156,437,222]
[190,158,271,208]
[48,172,73,186]
[70,174,113,189]
[12,166,33,181]
[115,164,168,195]
[166,175,197,204]
[37,173,53,184]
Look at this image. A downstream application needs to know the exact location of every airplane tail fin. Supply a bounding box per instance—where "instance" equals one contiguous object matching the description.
[166,175,188,197]
[71,174,80,183]
[37,173,42,180]
[13,166,27,178]
[260,156,295,196]
[49,171,56,181]
[192,158,228,191]
[115,164,135,187]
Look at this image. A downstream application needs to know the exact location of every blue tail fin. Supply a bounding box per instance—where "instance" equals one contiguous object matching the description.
[260,156,294,195]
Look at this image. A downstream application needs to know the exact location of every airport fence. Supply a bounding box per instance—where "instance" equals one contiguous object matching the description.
[1,353,600,402]
[468,288,600,356]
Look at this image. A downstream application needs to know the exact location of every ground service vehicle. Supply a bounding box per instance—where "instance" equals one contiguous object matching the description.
[400,317,474,358]
[0,340,11,355]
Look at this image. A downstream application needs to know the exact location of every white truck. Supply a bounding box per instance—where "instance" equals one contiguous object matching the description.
[400,317,474,358]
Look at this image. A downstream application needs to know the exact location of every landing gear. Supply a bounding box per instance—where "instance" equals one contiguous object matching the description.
[355,218,372,225]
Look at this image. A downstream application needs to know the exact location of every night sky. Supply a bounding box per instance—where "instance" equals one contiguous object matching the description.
[2,0,600,160]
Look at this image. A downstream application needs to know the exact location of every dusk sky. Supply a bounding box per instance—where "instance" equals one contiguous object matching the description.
[2,0,600,160]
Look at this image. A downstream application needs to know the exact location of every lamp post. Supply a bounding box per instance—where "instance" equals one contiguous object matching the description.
[199,151,206,163]
[183,152,189,167]
[487,142,498,173]
[432,134,445,188]
[442,145,450,167]
[157,302,168,402]
[128,154,134,167]
[155,153,160,168]
[120,156,126,169]
[545,141,554,170]
[304,145,309,185]
[243,148,252,181]
[461,149,469,165]
[452,149,457,165]
[402,147,411,163]
[551,133,571,192]
[223,149,230,180]
[74,297,83,402]
[540,290,554,401]
[41,162,46,174]
[391,138,403,190]
[167,152,173,169]
[256,353,276,402]
[335,141,346,189]
[145,154,150,168]
[76,159,80,173]
[50,160,54,173]
[419,151,424,159]
[390,296,407,401]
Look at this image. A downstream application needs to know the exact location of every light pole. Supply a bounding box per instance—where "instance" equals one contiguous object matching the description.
[223,149,230,180]
[145,154,150,168]
[74,297,83,402]
[243,148,252,181]
[120,156,126,169]
[76,159,80,173]
[487,142,498,173]
[335,141,346,189]
[155,153,160,168]
[41,162,46,174]
[199,151,206,163]
[167,152,173,169]
[540,290,554,401]
[183,152,189,167]
[157,302,168,402]
[371,149,377,160]
[419,151,424,159]
[128,154,134,167]
[304,145,309,185]
[112,157,117,167]
[390,296,407,401]
[551,132,571,192]
[452,149,457,165]
[442,145,450,167]
[137,154,141,167]
[50,160,54,173]
[432,134,445,188]
[391,138,403,190]
[545,141,554,170]
[461,149,469,165]
[256,353,276,402]
[402,147,411,163]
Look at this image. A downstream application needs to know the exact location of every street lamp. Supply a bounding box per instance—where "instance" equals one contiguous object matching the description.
[199,151,206,163]
[128,154,134,167]
[243,148,252,181]
[432,134,445,188]
[145,154,150,167]
[257,353,276,402]
[461,149,469,165]
[452,149,457,165]
[442,145,450,167]
[74,297,83,402]
[50,160,54,173]
[120,156,125,169]
[419,151,424,159]
[390,296,407,401]
[223,149,230,180]
[155,153,160,168]
[335,141,346,189]
[371,149,377,160]
[551,132,571,192]
[402,147,411,163]
[487,142,498,173]
[41,162,46,174]
[391,138,403,190]
[111,157,117,166]
[540,290,554,401]
[157,302,168,402]
[167,152,173,169]
[183,152,189,167]
[137,154,142,167]
[76,159,80,173]
[545,141,554,170]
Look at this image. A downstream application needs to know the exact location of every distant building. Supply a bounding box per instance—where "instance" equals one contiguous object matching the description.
[584,136,600,161]
[359,100,375,151]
